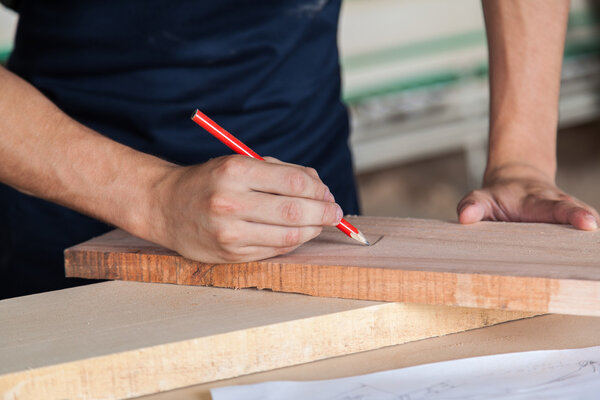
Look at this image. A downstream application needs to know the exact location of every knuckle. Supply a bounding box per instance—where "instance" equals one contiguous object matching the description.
[285,171,307,194]
[218,156,246,178]
[305,167,319,178]
[458,193,477,209]
[280,200,303,223]
[464,190,485,203]
[207,192,239,215]
[556,192,573,201]
[535,188,561,200]
[321,203,337,224]
[317,185,329,201]
[214,227,240,246]
[555,200,574,211]
[283,229,302,247]
[523,193,540,205]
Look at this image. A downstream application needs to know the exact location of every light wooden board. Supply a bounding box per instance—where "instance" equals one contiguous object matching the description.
[139,313,600,400]
[0,281,533,400]
[65,217,600,316]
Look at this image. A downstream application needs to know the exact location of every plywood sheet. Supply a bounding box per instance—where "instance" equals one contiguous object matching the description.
[64,217,600,316]
[0,281,531,400]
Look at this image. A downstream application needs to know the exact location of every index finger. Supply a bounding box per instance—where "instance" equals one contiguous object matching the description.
[248,161,332,202]
[263,156,321,180]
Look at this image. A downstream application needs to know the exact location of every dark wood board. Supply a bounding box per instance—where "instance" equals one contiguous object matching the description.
[64,217,600,315]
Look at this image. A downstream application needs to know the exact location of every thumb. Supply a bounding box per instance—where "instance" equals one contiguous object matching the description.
[457,192,488,224]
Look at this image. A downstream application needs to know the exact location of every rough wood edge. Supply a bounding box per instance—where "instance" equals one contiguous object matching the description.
[64,249,600,317]
[0,302,538,400]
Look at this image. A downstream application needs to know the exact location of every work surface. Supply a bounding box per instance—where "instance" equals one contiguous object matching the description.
[65,217,600,316]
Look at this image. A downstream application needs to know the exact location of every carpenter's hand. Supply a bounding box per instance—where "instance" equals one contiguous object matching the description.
[457,165,599,231]
[152,155,341,263]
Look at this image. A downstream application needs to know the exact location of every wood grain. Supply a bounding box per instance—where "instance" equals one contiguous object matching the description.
[65,217,600,316]
[0,281,533,400]
[140,313,600,400]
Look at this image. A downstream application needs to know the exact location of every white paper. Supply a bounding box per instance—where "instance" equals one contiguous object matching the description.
[211,346,600,400]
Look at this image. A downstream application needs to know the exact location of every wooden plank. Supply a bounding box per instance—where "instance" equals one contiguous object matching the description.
[139,313,600,400]
[0,281,533,400]
[64,217,600,316]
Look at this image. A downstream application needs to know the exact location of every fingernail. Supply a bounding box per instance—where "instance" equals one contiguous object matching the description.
[336,205,343,223]
[584,214,598,230]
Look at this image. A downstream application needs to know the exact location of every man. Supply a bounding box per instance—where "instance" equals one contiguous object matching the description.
[0,0,597,299]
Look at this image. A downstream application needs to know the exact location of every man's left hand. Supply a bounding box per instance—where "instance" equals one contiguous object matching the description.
[457,166,599,231]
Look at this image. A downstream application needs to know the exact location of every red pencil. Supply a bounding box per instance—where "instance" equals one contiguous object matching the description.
[191,109,370,246]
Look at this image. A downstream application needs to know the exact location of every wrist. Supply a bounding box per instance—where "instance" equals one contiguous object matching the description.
[122,156,179,246]
[485,126,557,186]
[483,161,555,186]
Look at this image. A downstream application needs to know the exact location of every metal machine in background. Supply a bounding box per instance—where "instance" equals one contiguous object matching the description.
[341,0,600,187]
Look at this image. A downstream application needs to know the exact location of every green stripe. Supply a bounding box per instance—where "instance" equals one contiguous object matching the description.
[343,37,600,104]
[341,9,597,72]
[568,9,600,27]
[342,30,486,71]
[0,47,11,64]
[342,7,600,104]
[564,36,600,58]
[343,67,482,104]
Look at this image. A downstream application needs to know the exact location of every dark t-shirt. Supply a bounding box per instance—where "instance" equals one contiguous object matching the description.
[0,0,359,299]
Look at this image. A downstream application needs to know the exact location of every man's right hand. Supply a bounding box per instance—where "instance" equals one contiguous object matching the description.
[0,65,340,264]
[148,155,342,263]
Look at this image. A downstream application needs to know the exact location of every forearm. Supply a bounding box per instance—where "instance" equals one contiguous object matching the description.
[0,66,174,237]
[482,0,570,182]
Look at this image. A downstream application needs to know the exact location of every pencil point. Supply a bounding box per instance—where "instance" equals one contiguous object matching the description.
[350,230,370,246]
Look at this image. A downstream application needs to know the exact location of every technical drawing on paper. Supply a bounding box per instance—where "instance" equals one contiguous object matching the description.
[212,346,600,400]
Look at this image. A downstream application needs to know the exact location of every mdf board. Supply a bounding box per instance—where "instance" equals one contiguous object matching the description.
[65,217,600,316]
[0,281,533,400]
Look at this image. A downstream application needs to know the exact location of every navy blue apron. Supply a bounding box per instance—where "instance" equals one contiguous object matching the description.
[1,0,359,298]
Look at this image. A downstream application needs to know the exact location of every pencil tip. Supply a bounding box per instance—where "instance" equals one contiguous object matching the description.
[351,230,370,246]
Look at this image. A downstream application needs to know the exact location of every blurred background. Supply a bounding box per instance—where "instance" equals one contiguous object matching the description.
[1,0,599,220]
[339,0,600,220]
